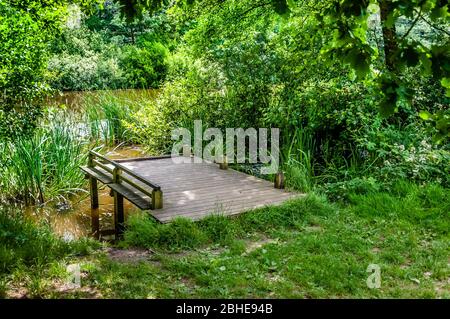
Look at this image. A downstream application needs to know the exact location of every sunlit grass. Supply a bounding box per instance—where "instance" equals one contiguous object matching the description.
[0,117,88,204]
[75,183,449,298]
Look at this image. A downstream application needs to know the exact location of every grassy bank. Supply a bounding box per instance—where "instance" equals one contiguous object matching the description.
[2,182,448,298]
[0,91,153,206]
[0,209,99,298]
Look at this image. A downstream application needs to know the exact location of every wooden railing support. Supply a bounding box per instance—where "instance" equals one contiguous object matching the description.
[89,176,99,209]
[83,150,164,240]
[91,207,100,240]
[112,167,125,238]
[114,191,125,239]
[152,189,163,209]
[219,156,228,170]
[274,171,285,189]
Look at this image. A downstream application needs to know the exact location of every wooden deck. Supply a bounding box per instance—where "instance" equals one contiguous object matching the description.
[119,157,301,223]
[81,151,301,238]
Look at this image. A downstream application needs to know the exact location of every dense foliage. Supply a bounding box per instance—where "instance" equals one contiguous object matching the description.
[0,0,65,140]
[48,2,171,90]
[123,0,449,192]
[0,0,449,299]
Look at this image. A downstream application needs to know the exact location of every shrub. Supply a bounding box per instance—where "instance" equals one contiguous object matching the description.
[120,42,168,89]
[48,52,124,91]
[321,177,381,202]
[356,125,450,187]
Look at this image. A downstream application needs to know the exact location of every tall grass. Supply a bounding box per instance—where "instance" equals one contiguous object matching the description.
[0,118,87,204]
[281,128,316,192]
[121,193,335,251]
[0,208,99,297]
[0,90,156,205]
[84,91,151,146]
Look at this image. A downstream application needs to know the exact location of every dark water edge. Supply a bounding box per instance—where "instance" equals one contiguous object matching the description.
[45,88,159,110]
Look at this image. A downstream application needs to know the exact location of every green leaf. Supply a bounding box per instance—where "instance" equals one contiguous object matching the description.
[441,77,450,88]
[419,111,432,120]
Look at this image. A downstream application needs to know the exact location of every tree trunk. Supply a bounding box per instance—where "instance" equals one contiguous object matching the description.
[379,0,398,72]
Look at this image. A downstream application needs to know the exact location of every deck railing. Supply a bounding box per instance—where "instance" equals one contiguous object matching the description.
[87,150,163,209]
[83,150,164,239]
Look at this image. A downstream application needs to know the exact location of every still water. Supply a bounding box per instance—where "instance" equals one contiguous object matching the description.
[25,146,149,240]
[45,88,159,110]
[26,89,159,240]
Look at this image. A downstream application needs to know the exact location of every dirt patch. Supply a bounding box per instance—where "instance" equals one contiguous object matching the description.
[51,280,103,298]
[245,237,278,254]
[5,286,28,299]
[106,247,154,263]
[371,247,381,254]
[434,277,450,297]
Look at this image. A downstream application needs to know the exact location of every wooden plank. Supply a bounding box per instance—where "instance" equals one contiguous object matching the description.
[80,166,113,185]
[155,194,302,223]
[108,183,152,210]
[161,183,279,197]
[154,194,295,216]
[160,189,294,208]
[83,152,301,226]
[92,159,114,173]
[114,155,173,163]
[120,173,153,197]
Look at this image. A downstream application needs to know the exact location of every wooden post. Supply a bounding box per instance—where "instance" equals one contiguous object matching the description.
[152,189,163,209]
[89,177,99,209]
[274,171,285,189]
[219,155,228,170]
[114,191,124,238]
[91,207,100,240]
[88,152,98,208]
[113,167,125,239]
[88,152,100,238]
[88,151,94,167]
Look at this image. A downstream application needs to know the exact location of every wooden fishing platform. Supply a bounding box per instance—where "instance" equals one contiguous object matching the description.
[81,151,300,238]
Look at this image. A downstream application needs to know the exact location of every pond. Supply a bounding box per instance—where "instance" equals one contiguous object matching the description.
[45,88,159,110]
[25,89,160,240]
[25,145,150,241]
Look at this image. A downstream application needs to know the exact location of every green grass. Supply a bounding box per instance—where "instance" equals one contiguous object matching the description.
[0,116,88,204]
[0,209,99,298]
[119,194,334,251]
[84,91,151,146]
[9,182,445,299]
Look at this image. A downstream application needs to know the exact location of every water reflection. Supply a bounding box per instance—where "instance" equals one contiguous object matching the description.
[45,88,159,110]
[25,146,148,239]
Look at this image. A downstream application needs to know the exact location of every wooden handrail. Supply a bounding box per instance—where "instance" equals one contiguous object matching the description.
[89,150,161,191]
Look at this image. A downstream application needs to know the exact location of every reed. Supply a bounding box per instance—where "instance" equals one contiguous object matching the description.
[281,127,316,192]
[0,117,88,204]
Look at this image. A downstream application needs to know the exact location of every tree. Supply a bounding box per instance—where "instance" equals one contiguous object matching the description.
[0,0,98,140]
[308,0,449,140]
[116,0,449,141]
[0,1,65,139]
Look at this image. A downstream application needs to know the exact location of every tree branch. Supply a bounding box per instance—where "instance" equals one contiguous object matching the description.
[400,7,422,42]
[415,9,450,37]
